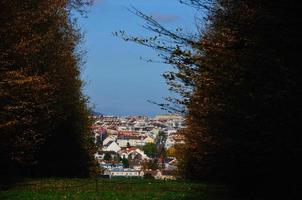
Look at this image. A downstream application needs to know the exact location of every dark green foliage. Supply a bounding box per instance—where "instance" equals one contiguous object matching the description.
[143,143,157,158]
[121,156,129,168]
[104,153,111,161]
[113,155,121,163]
[143,173,155,179]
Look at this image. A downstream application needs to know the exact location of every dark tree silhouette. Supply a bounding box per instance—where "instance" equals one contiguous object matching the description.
[0,0,96,185]
[118,0,302,198]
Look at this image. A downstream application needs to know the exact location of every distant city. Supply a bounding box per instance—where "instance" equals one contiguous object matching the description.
[91,114,185,179]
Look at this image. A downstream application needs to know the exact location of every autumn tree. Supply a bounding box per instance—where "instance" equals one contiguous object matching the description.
[166,146,176,157]
[0,0,95,184]
[118,0,302,198]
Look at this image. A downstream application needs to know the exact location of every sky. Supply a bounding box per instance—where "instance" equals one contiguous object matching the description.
[79,0,198,116]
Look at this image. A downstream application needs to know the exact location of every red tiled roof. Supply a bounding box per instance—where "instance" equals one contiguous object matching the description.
[119,147,138,153]
[118,131,139,136]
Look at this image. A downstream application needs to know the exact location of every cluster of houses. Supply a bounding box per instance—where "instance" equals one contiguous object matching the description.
[91,114,185,180]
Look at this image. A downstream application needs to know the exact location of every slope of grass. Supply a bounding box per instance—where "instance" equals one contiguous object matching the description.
[0,178,228,200]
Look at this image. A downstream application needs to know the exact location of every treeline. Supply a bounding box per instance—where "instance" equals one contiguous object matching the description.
[120,0,301,198]
[0,0,96,185]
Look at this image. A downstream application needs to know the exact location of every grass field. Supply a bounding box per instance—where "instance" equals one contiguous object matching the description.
[0,178,228,200]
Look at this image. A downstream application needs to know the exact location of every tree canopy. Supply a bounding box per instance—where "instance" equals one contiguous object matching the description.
[143,143,157,158]
[118,0,302,198]
[0,0,96,185]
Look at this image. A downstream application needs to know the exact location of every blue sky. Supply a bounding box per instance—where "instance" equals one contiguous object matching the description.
[79,0,197,116]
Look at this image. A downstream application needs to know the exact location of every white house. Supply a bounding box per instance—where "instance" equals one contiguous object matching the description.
[94,152,103,160]
[103,141,121,152]
[134,149,149,159]
[116,137,143,147]
[165,134,185,149]
[109,168,144,178]
[103,135,116,146]
[118,148,149,160]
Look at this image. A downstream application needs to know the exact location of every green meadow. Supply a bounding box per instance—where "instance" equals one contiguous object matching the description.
[0,178,228,200]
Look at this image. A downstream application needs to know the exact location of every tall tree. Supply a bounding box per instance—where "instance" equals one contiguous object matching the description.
[119,0,302,198]
[0,0,95,184]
